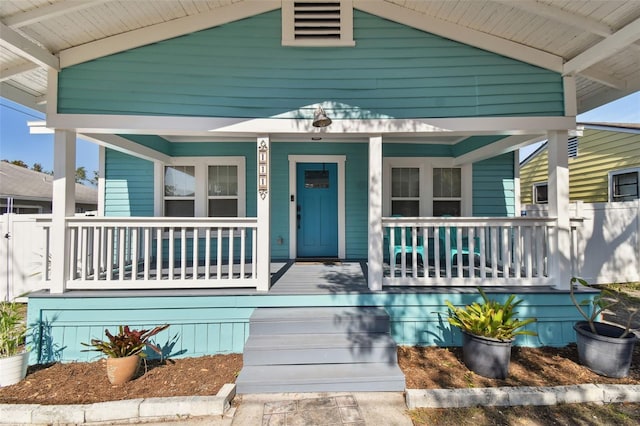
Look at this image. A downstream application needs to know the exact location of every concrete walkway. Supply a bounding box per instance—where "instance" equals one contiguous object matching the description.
[2,385,640,425]
[232,392,412,426]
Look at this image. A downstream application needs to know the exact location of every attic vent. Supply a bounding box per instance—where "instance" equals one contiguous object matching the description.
[295,1,341,40]
[568,136,578,158]
[282,0,355,47]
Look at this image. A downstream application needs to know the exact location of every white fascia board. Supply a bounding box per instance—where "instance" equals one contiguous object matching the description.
[4,0,109,28]
[81,134,171,164]
[563,17,640,76]
[0,22,59,70]
[354,0,563,73]
[0,82,46,112]
[0,62,40,81]
[59,0,280,68]
[27,120,170,163]
[48,113,576,137]
[453,134,549,166]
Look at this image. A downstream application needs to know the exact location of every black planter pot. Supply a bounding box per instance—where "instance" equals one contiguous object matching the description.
[574,321,637,378]
[461,331,513,379]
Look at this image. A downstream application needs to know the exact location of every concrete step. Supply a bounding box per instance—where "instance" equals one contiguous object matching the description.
[243,333,398,366]
[236,363,406,394]
[249,307,390,335]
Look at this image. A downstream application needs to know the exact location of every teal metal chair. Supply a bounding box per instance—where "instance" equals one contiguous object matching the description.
[439,225,481,262]
[390,217,425,264]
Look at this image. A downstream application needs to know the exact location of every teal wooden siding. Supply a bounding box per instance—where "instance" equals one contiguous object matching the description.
[58,10,563,119]
[27,290,593,364]
[270,142,369,259]
[453,136,505,157]
[104,149,154,217]
[473,153,516,216]
[383,143,453,157]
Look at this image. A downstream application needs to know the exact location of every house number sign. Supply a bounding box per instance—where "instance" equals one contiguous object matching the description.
[258,140,268,199]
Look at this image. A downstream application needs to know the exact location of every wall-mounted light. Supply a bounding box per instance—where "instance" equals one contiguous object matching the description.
[312,106,332,128]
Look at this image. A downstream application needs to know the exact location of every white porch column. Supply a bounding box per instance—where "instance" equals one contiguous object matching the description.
[547,130,571,290]
[368,135,383,291]
[256,135,271,292]
[50,130,76,294]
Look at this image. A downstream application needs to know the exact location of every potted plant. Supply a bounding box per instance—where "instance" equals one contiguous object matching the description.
[570,277,638,378]
[82,324,169,384]
[0,301,29,387]
[445,288,537,379]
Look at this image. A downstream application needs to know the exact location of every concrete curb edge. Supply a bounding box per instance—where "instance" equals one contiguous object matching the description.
[0,384,236,424]
[406,384,640,409]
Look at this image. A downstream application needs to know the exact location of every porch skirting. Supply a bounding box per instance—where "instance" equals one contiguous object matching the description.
[26,285,594,364]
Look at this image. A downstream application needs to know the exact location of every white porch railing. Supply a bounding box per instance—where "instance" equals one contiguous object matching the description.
[43,217,259,290]
[382,216,582,286]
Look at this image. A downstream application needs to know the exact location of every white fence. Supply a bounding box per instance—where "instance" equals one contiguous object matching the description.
[525,200,640,284]
[0,214,51,301]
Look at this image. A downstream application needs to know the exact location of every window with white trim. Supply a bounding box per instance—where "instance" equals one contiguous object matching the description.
[383,158,471,217]
[159,157,245,217]
[391,167,420,216]
[282,0,355,47]
[610,168,639,202]
[533,182,548,204]
[433,168,462,216]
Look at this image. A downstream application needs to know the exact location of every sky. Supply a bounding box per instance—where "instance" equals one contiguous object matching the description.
[1,91,639,172]
[0,98,98,175]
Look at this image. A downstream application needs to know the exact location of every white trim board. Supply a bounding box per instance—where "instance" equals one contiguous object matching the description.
[47,113,576,137]
[288,155,347,260]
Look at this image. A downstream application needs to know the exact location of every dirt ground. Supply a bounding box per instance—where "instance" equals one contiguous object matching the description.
[0,284,638,425]
[0,343,638,406]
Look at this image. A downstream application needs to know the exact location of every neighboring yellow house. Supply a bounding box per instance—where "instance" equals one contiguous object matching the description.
[520,123,640,205]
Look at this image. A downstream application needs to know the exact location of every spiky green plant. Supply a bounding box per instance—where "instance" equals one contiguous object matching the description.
[570,277,638,338]
[445,288,538,341]
[0,301,27,358]
[82,324,169,358]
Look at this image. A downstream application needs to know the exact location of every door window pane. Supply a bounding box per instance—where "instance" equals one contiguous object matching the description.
[304,170,330,189]
[165,166,195,197]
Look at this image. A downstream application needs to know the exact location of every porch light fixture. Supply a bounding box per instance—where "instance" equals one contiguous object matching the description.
[312,106,332,127]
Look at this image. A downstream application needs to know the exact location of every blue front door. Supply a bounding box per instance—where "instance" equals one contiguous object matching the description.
[296,163,338,258]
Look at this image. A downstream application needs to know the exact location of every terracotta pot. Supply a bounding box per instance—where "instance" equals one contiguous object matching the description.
[106,355,140,385]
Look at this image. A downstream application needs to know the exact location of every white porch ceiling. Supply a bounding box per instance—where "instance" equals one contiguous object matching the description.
[1,0,639,117]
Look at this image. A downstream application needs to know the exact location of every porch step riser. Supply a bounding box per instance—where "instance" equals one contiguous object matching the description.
[236,364,406,394]
[243,333,398,366]
[237,307,405,393]
[248,306,390,335]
